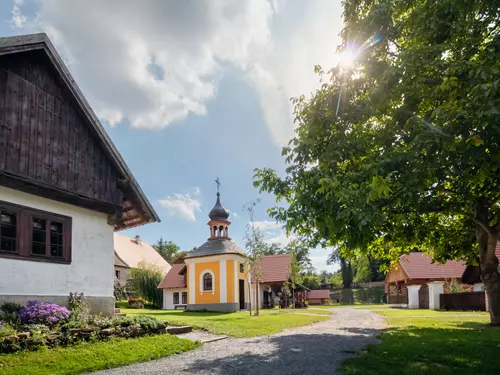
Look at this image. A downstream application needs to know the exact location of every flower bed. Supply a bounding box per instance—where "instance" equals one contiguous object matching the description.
[0,296,169,354]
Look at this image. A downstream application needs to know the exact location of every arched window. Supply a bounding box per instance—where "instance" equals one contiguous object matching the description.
[203,273,213,291]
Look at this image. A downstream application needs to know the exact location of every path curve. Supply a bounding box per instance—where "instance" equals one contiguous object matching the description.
[93,309,387,375]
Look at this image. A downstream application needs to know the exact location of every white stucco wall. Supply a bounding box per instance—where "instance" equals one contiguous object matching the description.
[0,186,114,298]
[163,288,188,310]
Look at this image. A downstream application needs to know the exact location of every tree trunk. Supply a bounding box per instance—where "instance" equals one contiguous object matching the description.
[476,214,500,325]
[255,282,260,316]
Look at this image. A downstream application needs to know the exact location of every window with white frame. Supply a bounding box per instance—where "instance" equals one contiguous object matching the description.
[203,273,213,291]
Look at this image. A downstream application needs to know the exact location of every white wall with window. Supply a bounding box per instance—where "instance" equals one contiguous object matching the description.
[0,187,114,311]
[162,288,188,310]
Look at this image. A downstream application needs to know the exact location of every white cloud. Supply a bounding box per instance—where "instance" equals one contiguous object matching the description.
[159,188,201,222]
[14,0,342,146]
[11,0,26,28]
[266,230,292,246]
[250,220,281,231]
[22,0,273,130]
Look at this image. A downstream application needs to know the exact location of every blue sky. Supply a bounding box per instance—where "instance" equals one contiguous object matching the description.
[2,0,343,272]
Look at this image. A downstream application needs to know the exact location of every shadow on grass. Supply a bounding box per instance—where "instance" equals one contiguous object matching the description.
[125,310,229,318]
[341,321,500,375]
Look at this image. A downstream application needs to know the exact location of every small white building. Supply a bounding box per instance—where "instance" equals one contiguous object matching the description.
[0,33,159,315]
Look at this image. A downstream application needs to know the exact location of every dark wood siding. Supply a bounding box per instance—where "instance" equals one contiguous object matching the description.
[0,50,122,208]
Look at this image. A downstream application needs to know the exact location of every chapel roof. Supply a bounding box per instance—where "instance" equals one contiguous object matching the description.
[184,239,245,259]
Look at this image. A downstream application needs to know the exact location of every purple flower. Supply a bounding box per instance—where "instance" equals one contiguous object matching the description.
[19,301,70,326]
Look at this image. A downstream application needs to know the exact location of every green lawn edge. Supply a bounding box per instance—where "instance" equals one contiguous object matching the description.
[0,334,201,375]
[121,308,329,337]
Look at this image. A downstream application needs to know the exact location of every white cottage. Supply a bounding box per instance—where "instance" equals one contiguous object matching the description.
[0,33,159,315]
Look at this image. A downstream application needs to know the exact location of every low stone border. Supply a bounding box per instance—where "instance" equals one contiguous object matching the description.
[0,324,193,354]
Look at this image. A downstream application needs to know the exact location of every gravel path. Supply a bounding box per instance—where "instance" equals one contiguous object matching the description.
[93,308,387,375]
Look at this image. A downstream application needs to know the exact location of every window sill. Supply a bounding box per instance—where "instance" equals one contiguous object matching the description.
[200,290,215,295]
[0,251,71,265]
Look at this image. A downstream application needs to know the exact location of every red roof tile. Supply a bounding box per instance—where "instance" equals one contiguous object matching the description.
[399,252,466,280]
[307,290,330,299]
[254,254,292,283]
[157,264,186,289]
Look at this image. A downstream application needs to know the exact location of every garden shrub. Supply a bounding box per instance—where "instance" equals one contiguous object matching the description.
[68,293,91,325]
[0,302,23,324]
[117,315,166,331]
[128,297,146,309]
[19,301,70,326]
[0,321,16,338]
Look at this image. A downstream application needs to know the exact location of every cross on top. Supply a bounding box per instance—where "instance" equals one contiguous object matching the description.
[215,177,221,193]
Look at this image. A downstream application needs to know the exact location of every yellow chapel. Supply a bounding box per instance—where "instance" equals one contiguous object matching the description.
[158,190,249,312]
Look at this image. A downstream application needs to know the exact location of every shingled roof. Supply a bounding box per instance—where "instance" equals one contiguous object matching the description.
[398,252,466,280]
[254,254,292,283]
[184,239,245,259]
[157,264,186,289]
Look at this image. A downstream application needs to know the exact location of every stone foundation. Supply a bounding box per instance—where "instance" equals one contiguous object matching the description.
[0,295,115,316]
[187,303,239,313]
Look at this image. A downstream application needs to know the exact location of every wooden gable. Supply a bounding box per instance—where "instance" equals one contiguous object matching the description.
[0,34,159,230]
[0,49,122,208]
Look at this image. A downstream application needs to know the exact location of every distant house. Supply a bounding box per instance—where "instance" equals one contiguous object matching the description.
[114,234,171,287]
[254,254,293,308]
[158,264,187,309]
[306,290,330,305]
[385,252,467,309]
[0,34,159,316]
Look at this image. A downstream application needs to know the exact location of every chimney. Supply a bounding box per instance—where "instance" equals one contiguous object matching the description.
[135,235,141,245]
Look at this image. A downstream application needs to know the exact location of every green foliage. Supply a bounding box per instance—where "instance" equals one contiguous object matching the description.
[301,273,322,290]
[0,334,200,375]
[116,315,166,331]
[130,262,163,309]
[254,0,500,322]
[171,250,189,264]
[68,293,91,326]
[0,322,16,339]
[0,302,22,325]
[153,237,180,264]
[329,271,343,288]
[354,257,372,284]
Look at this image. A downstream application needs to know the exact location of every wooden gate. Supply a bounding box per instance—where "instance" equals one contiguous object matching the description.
[419,284,429,309]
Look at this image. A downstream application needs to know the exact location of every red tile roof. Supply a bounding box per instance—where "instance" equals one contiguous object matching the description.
[254,254,292,283]
[399,252,466,280]
[157,264,186,289]
[307,290,330,299]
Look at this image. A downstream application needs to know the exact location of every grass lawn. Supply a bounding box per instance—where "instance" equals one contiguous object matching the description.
[0,334,200,375]
[342,309,500,375]
[122,308,329,337]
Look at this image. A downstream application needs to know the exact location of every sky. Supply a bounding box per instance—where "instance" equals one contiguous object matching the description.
[3,0,344,272]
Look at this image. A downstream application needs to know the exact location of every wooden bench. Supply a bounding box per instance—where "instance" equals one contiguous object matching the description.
[174,305,187,310]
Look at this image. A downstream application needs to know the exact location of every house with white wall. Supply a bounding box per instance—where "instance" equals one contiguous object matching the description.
[0,33,159,315]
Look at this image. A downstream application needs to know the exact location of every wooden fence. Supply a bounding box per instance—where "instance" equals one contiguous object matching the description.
[440,291,486,311]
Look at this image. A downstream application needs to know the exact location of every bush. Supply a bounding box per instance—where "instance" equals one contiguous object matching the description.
[0,302,23,325]
[19,301,70,326]
[128,297,146,309]
[69,293,91,324]
[117,315,166,331]
[0,321,16,339]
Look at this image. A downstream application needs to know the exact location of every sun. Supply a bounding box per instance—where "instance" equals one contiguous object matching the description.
[338,50,356,68]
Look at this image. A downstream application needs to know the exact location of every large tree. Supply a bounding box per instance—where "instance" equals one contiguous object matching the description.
[153,237,180,264]
[255,0,500,324]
